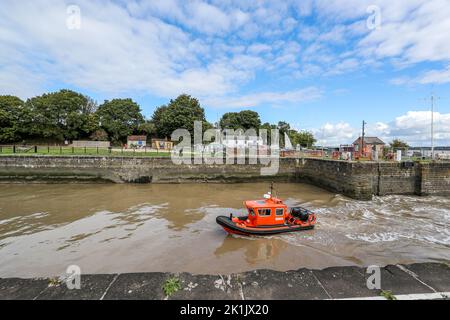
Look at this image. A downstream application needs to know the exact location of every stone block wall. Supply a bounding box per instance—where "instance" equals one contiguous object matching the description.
[0,155,448,200]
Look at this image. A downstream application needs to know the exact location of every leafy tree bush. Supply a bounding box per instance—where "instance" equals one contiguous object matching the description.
[152,94,209,139]
[96,98,144,144]
[24,90,97,141]
[0,95,24,142]
[390,139,409,150]
[288,130,316,148]
[90,129,109,141]
[219,110,261,131]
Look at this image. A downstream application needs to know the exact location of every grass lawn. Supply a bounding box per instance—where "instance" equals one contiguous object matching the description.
[0,146,171,157]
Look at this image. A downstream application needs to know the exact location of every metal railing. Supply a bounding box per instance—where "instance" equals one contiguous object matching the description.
[1,145,449,161]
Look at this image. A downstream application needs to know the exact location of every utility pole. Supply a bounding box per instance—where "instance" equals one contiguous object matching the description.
[321,127,325,159]
[361,120,366,157]
[431,95,435,159]
[422,93,440,160]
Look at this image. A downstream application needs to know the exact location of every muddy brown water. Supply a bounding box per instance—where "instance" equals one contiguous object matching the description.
[0,183,449,278]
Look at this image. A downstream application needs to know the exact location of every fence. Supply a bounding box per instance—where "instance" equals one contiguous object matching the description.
[0,145,171,157]
[283,148,449,162]
[1,144,449,162]
[71,140,111,148]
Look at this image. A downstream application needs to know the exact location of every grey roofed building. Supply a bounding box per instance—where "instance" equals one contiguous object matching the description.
[352,137,386,145]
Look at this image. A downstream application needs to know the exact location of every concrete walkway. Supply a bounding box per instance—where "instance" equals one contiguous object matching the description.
[0,263,449,300]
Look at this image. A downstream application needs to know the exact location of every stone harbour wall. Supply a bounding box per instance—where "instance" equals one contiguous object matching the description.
[0,155,449,200]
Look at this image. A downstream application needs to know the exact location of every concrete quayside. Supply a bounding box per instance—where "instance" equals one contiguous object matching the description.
[1,263,449,300]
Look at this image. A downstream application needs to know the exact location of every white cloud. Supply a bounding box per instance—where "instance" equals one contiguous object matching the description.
[184,1,231,34]
[314,122,357,146]
[356,0,450,64]
[391,65,450,85]
[204,87,323,109]
[0,0,262,101]
[418,66,450,84]
[1,0,450,111]
[291,0,450,81]
[0,0,324,109]
[316,111,450,146]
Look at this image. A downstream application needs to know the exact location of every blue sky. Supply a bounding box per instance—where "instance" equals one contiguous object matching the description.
[1,0,450,146]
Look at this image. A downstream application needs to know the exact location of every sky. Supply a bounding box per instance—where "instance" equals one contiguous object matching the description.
[1,0,450,146]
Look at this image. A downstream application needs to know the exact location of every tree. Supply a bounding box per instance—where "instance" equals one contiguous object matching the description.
[219,110,261,131]
[90,129,109,141]
[277,121,290,134]
[97,99,144,144]
[259,122,277,145]
[289,130,316,148]
[390,139,409,150]
[0,95,24,142]
[219,112,240,130]
[152,94,208,138]
[138,120,156,137]
[24,90,97,141]
[277,121,291,147]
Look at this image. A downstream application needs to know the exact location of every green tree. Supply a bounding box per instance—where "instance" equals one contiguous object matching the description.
[277,121,291,147]
[97,99,144,144]
[219,110,261,131]
[0,95,24,142]
[90,129,109,141]
[289,130,316,148]
[152,94,208,138]
[390,139,409,150]
[138,120,157,136]
[219,112,240,130]
[259,122,277,145]
[24,90,97,141]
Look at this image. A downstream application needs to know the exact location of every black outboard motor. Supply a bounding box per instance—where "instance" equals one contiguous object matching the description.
[291,207,309,222]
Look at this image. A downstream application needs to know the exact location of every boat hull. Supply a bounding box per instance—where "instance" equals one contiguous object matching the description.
[216,216,314,236]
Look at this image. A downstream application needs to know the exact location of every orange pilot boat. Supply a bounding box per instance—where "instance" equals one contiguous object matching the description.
[216,184,317,236]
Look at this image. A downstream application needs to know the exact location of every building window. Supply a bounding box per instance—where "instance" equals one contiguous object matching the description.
[276,208,284,216]
[258,209,271,217]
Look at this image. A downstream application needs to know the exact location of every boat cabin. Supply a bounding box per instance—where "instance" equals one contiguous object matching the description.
[244,195,288,227]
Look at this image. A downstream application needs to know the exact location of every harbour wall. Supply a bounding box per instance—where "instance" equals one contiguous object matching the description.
[0,155,449,200]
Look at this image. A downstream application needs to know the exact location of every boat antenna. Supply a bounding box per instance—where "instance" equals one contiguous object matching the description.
[270,182,274,198]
